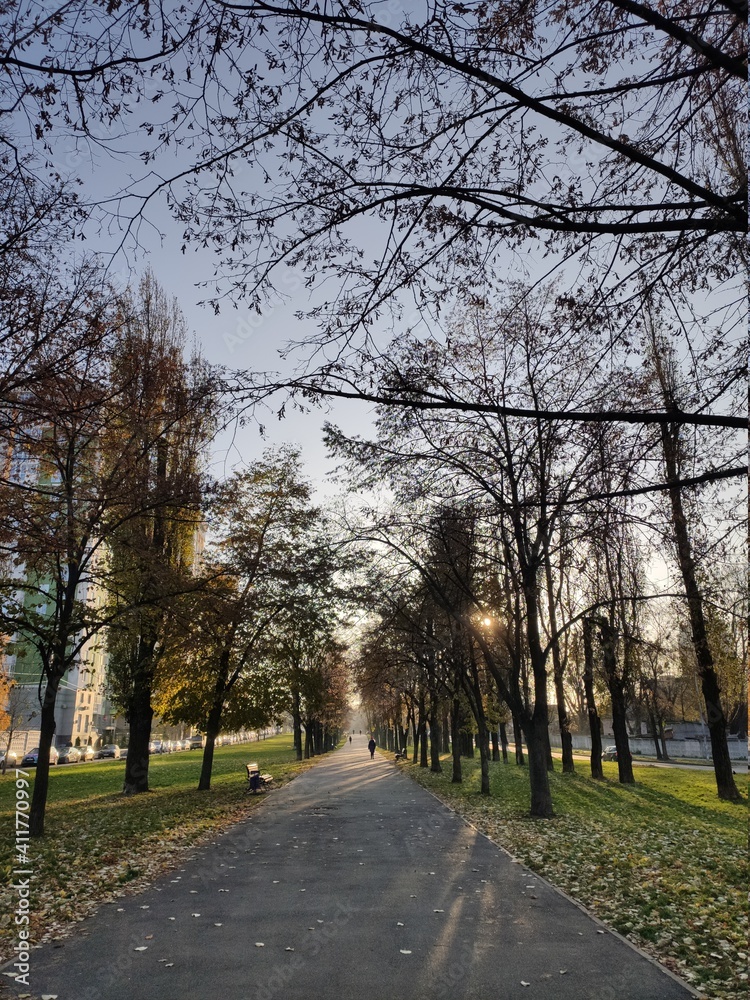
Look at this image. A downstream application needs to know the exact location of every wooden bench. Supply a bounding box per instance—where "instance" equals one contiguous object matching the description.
[245,761,273,793]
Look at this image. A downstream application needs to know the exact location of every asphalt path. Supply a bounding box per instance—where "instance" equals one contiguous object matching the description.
[4,734,699,1000]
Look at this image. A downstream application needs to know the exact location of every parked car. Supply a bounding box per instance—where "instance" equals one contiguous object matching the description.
[57,745,82,764]
[96,744,121,759]
[21,746,59,767]
[79,745,96,761]
[602,745,618,761]
[0,748,19,768]
[188,734,204,750]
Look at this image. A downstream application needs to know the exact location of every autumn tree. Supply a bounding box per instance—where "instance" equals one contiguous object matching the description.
[103,272,217,796]
[0,284,155,834]
[154,447,341,786]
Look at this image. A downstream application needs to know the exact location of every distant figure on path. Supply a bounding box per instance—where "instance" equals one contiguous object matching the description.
[368,738,376,759]
[349,736,352,745]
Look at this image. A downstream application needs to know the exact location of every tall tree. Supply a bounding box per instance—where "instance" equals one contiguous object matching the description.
[104,272,217,796]
[644,329,742,801]
[0,274,172,834]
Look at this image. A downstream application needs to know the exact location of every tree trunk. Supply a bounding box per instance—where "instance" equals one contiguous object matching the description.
[450,699,462,783]
[661,422,740,801]
[441,711,450,753]
[123,670,154,796]
[28,676,59,838]
[499,722,509,763]
[429,711,442,773]
[491,729,500,762]
[554,676,574,773]
[524,713,554,818]
[658,717,670,761]
[198,699,224,791]
[583,619,604,780]
[291,687,303,761]
[598,619,635,784]
[413,719,423,764]
[478,717,490,796]
[419,723,429,769]
[647,702,663,760]
[512,712,525,766]
[544,554,574,773]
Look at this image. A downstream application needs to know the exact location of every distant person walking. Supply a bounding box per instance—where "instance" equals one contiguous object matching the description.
[368,738,376,759]
[349,736,352,745]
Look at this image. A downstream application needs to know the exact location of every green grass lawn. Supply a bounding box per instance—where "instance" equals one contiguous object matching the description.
[401,754,748,1000]
[0,737,312,962]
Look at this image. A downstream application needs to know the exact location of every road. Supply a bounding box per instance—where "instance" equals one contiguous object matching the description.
[2,734,700,1000]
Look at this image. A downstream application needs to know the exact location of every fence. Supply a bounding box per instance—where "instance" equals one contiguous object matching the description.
[564,733,747,761]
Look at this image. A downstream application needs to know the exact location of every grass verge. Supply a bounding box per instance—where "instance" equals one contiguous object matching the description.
[400,755,747,1000]
[0,737,312,964]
